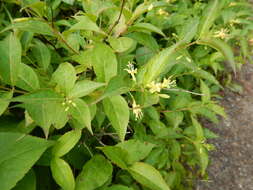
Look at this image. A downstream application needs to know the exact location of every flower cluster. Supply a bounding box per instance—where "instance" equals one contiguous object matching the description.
[146,77,176,94]
[213,28,229,39]
[124,62,138,82]
[62,98,76,112]
[132,99,143,120]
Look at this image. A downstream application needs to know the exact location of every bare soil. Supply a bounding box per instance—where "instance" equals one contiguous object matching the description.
[196,63,253,190]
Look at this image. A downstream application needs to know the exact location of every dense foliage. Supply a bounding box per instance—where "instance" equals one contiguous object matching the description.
[0,0,252,189]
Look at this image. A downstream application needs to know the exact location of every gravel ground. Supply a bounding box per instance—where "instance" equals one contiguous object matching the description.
[196,63,253,190]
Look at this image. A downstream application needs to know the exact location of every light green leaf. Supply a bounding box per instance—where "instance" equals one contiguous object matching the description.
[197,38,236,73]
[16,63,40,92]
[103,95,129,141]
[108,37,135,53]
[0,132,54,190]
[194,143,208,176]
[76,155,113,190]
[52,129,82,157]
[129,162,171,190]
[129,23,165,37]
[12,169,36,190]
[52,62,77,94]
[191,116,205,142]
[0,91,13,116]
[200,80,210,103]
[62,0,75,5]
[137,43,180,85]
[0,33,21,86]
[127,32,159,52]
[117,139,155,165]
[164,112,184,129]
[68,80,105,98]
[99,146,128,169]
[90,43,118,82]
[128,2,168,25]
[50,158,75,190]
[103,185,134,190]
[3,19,54,36]
[69,16,105,34]
[14,90,64,137]
[69,98,92,133]
[32,39,51,71]
[207,103,226,118]
[178,18,199,44]
[197,0,220,38]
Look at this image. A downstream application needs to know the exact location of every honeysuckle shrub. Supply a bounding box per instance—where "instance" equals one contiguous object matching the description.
[0,0,252,190]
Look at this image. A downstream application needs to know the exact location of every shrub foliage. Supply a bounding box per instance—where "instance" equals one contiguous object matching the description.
[0,0,252,190]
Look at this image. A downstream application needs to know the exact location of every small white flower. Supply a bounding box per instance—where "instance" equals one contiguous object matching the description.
[124,62,138,81]
[148,4,154,11]
[132,99,143,120]
[72,102,77,107]
[186,57,192,63]
[213,28,229,39]
[64,107,70,112]
[176,55,183,60]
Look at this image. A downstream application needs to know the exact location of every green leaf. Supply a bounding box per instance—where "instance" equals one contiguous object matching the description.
[12,169,36,190]
[108,37,135,53]
[32,39,51,71]
[69,16,105,34]
[137,43,180,85]
[191,116,205,142]
[90,43,118,82]
[76,155,113,190]
[103,185,134,190]
[50,157,75,190]
[194,143,208,176]
[129,23,165,37]
[127,32,159,52]
[16,63,40,92]
[0,91,13,116]
[0,33,21,86]
[178,18,199,44]
[117,139,155,165]
[128,2,168,25]
[197,0,220,38]
[14,90,64,137]
[52,129,82,157]
[129,162,171,190]
[103,95,129,141]
[62,0,75,5]
[207,103,226,118]
[3,19,54,36]
[0,132,54,190]
[68,80,105,98]
[99,146,128,169]
[200,80,210,103]
[164,112,184,129]
[52,62,77,94]
[197,38,236,73]
[69,98,92,133]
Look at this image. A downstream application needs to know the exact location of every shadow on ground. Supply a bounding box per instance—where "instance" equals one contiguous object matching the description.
[196,63,253,190]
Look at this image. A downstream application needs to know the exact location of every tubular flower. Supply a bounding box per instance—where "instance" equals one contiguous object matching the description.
[132,99,143,120]
[213,28,229,39]
[148,4,154,11]
[124,62,137,81]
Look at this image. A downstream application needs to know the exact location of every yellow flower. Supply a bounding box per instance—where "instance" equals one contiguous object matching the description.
[157,9,169,16]
[132,99,143,120]
[124,62,138,81]
[213,28,229,39]
[148,4,154,11]
[161,77,176,89]
[146,81,162,93]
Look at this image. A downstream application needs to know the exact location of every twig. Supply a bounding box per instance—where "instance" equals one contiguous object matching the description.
[107,0,126,36]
